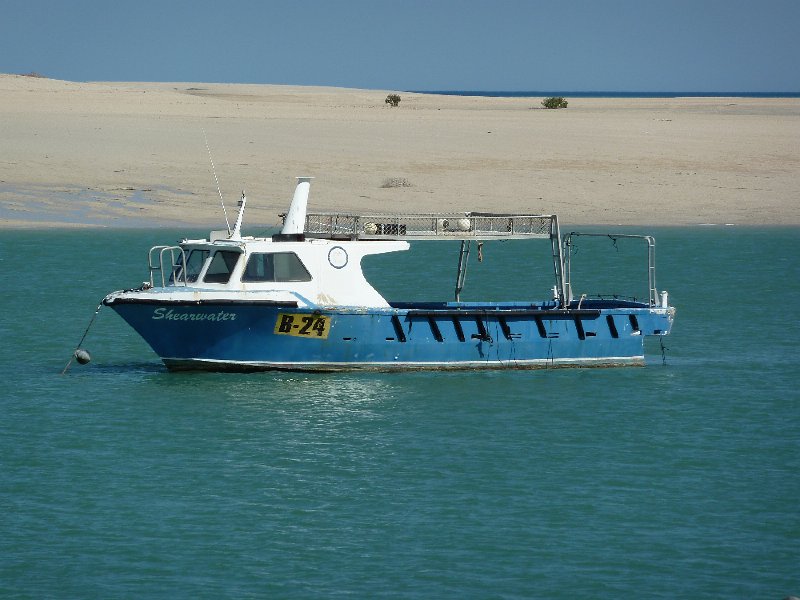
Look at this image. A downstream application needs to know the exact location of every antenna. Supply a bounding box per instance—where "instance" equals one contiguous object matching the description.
[202,128,232,235]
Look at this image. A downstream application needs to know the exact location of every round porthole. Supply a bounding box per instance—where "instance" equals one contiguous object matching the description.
[328,246,348,269]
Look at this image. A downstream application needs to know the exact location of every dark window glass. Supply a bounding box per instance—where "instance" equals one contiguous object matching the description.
[202,250,241,284]
[242,252,312,282]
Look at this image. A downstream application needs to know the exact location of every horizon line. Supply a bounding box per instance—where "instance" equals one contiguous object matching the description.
[5,74,798,95]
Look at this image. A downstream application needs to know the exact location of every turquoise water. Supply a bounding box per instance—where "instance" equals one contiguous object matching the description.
[1,227,798,598]
[412,91,800,98]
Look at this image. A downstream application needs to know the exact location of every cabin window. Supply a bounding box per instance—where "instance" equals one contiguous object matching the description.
[242,252,312,282]
[202,250,241,284]
[171,249,209,284]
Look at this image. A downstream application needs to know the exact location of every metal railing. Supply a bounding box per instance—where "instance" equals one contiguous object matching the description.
[291,212,555,240]
[562,233,658,307]
[148,245,187,288]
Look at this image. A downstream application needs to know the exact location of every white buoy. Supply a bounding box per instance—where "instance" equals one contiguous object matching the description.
[75,349,91,365]
[62,301,103,375]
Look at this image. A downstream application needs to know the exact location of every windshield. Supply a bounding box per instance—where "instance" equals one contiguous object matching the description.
[170,249,209,284]
[202,250,242,284]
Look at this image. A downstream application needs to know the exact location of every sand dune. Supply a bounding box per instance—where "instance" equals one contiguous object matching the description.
[1,74,798,228]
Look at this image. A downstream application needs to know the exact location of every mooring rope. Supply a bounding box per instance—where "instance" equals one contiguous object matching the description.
[61,301,104,375]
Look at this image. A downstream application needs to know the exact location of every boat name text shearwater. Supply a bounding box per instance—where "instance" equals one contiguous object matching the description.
[151,308,238,322]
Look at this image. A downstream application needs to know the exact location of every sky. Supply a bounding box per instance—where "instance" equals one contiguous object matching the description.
[1,0,798,91]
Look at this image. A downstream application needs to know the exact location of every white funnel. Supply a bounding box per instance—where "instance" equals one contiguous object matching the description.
[281,177,313,235]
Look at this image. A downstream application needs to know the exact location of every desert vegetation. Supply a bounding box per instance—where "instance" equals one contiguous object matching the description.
[541,96,568,109]
[380,177,412,188]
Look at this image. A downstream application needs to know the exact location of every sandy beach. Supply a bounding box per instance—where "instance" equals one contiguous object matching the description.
[1,74,798,228]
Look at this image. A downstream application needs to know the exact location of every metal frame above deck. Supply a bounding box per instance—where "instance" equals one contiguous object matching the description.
[562,232,658,307]
[289,211,556,241]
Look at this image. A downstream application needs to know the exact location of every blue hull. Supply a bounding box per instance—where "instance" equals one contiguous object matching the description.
[106,299,673,371]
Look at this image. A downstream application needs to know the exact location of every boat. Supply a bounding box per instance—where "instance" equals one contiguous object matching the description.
[102,177,675,371]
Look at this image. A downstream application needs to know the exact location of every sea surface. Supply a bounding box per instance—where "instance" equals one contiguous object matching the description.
[412,90,800,98]
[1,226,798,599]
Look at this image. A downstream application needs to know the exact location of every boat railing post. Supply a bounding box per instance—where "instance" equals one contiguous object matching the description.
[563,233,574,306]
[646,235,657,306]
[160,247,172,287]
[147,246,159,287]
[550,216,569,309]
[454,240,471,302]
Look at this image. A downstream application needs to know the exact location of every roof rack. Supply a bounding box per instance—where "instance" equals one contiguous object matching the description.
[285,212,556,240]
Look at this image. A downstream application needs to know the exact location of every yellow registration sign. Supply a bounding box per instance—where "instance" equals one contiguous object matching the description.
[273,313,331,339]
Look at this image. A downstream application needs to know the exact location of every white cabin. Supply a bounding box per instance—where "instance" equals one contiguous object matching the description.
[159,236,408,308]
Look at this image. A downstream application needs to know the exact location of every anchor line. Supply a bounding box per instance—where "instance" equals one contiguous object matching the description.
[61,301,103,375]
[660,335,668,366]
